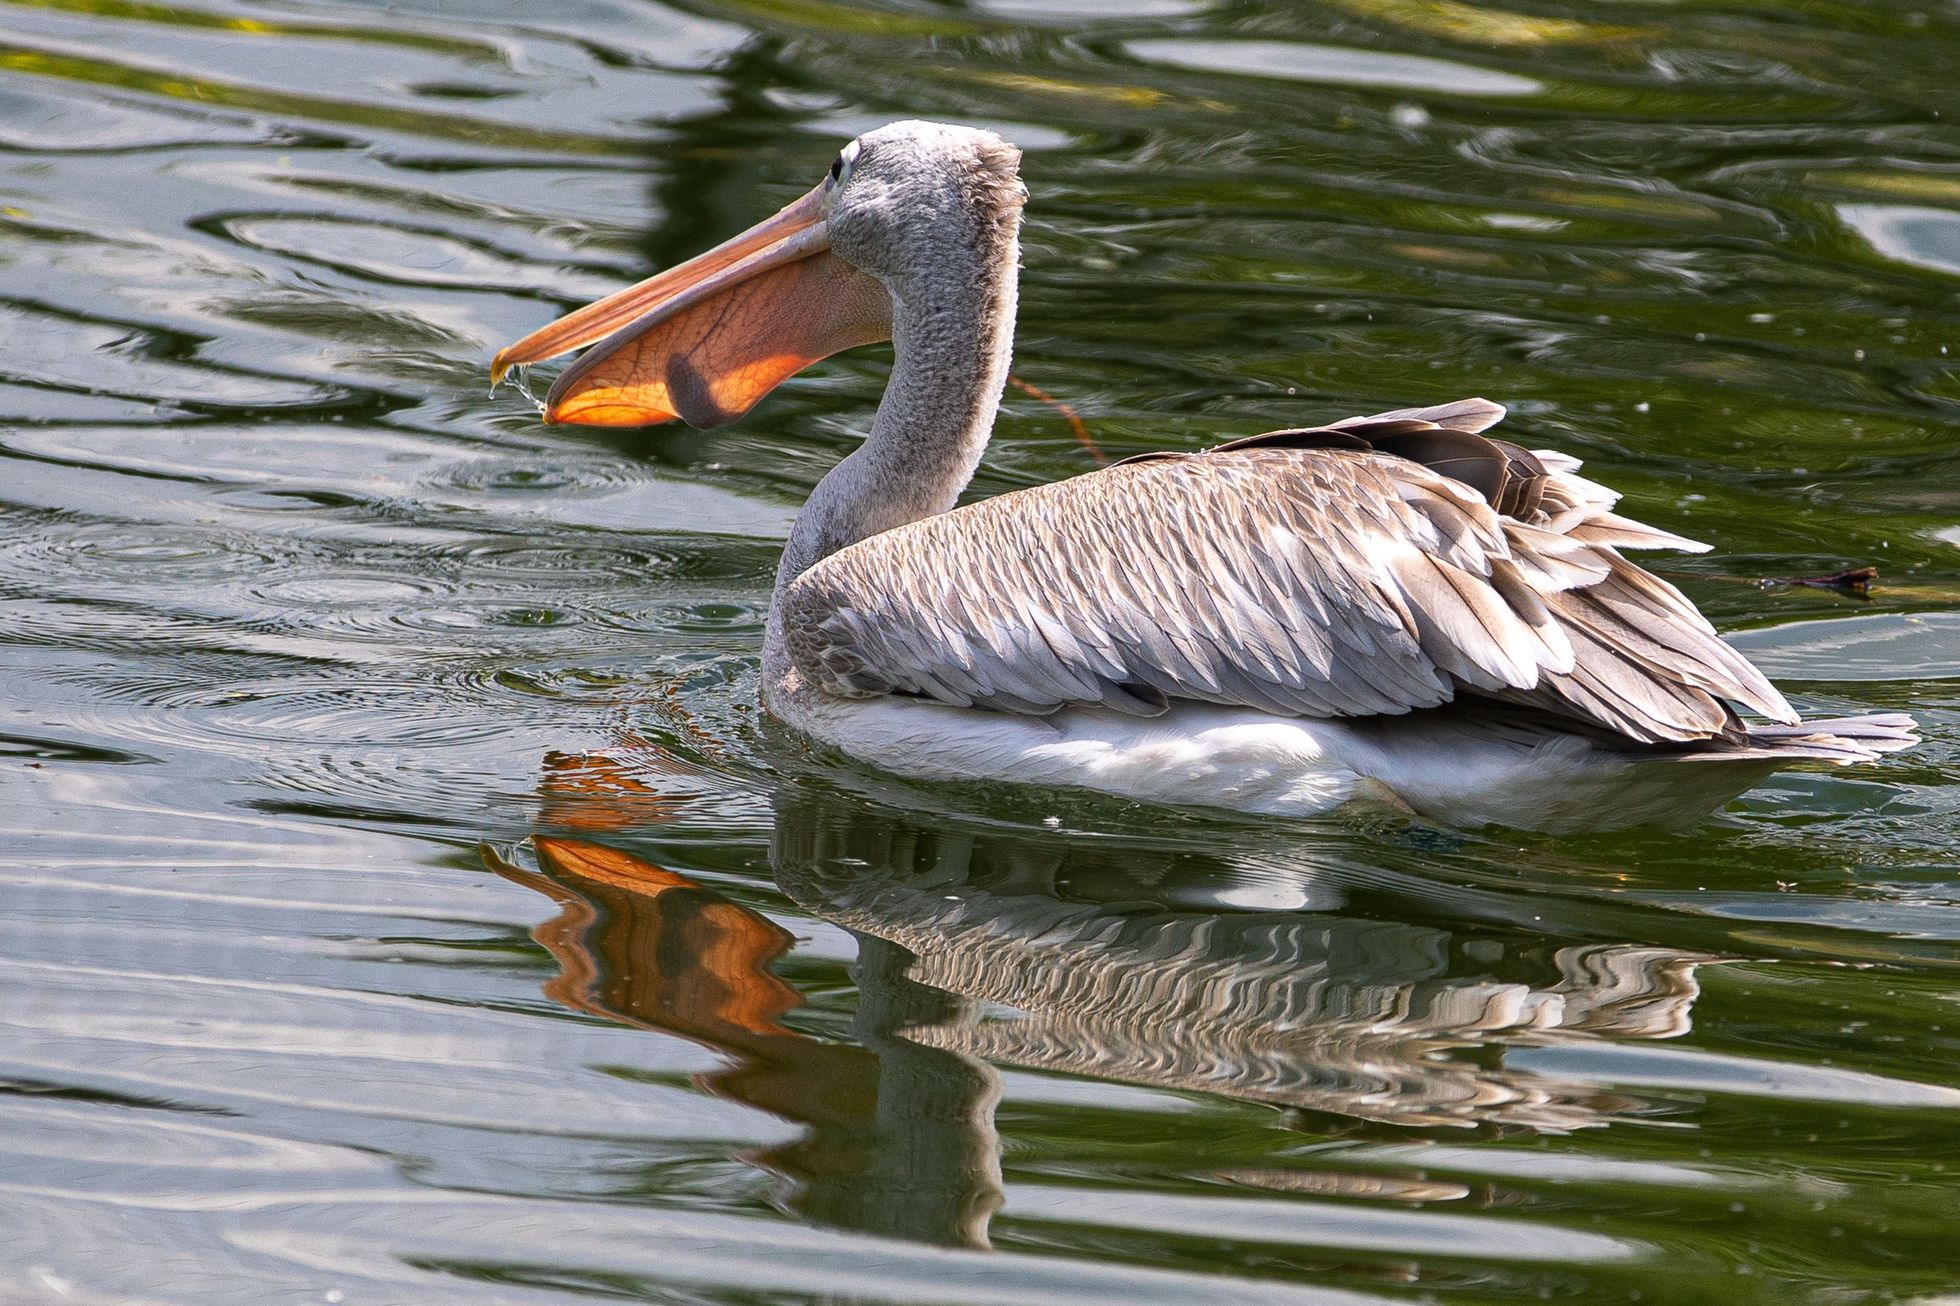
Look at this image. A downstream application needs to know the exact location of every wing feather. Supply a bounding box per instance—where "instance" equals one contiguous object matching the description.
[782,400,1795,743]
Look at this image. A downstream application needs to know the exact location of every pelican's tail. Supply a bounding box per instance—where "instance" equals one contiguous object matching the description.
[1671,713,1920,766]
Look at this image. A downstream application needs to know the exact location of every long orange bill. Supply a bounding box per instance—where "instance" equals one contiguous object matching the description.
[491,184,892,428]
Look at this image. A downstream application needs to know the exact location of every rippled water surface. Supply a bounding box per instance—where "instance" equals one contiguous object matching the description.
[5,0,1960,1301]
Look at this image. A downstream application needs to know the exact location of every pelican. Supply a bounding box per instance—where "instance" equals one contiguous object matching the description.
[493,121,1916,831]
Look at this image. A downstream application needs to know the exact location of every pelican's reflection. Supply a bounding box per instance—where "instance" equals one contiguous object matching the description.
[769,793,1703,1135]
[490,749,1711,1248]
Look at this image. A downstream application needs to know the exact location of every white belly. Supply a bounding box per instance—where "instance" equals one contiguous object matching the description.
[778,692,1777,833]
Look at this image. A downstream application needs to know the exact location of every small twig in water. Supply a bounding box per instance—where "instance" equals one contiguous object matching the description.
[1008,374,1105,465]
[1658,564,1881,599]
[1761,565,1879,596]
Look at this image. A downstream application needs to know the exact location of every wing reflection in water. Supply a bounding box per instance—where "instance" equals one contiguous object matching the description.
[770,791,1706,1134]
[489,747,1712,1248]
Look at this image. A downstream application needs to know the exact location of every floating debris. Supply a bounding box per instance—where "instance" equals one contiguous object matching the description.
[1762,565,1879,596]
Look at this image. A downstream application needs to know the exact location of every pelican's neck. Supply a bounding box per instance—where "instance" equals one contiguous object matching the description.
[771,226,1020,593]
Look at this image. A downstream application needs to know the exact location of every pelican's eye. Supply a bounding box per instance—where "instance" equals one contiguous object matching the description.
[824,140,861,204]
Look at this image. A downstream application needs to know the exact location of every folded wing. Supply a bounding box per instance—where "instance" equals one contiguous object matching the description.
[779,399,1794,743]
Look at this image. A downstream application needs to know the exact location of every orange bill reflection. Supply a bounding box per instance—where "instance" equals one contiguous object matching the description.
[486,745,1001,1248]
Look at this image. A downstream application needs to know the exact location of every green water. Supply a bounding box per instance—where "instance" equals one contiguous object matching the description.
[3,0,1958,1301]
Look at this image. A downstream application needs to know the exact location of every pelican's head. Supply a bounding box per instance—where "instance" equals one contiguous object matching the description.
[490,120,1024,428]
[822,121,1025,287]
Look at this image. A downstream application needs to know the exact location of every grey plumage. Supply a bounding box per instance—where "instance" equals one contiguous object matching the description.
[497,119,1915,790]
[780,398,1803,746]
